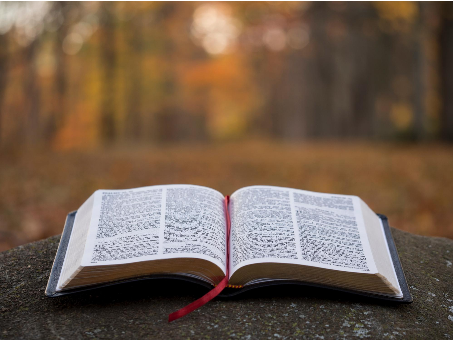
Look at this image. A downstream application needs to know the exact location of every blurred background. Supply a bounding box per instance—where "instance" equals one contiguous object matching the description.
[0,1,452,251]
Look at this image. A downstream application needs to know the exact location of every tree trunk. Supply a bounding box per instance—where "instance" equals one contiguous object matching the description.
[0,33,9,145]
[99,3,117,144]
[440,2,453,142]
[23,39,40,144]
[52,2,69,138]
[155,3,192,143]
[413,17,425,140]
[125,14,143,142]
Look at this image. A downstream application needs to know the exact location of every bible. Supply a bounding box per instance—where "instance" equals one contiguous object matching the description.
[46,185,412,321]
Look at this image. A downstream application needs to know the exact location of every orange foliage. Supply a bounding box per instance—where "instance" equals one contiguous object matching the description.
[180,54,260,139]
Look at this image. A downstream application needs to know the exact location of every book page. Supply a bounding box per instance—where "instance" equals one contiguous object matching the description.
[80,184,226,273]
[229,186,377,277]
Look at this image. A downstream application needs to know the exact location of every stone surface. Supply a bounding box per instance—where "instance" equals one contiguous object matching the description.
[1,228,452,339]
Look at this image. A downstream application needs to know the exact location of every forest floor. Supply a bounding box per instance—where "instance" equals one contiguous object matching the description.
[1,141,452,251]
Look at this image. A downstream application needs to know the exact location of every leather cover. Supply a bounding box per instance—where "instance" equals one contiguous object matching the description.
[45,212,412,303]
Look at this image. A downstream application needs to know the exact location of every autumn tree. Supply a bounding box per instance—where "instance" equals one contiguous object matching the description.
[125,7,144,142]
[0,32,8,145]
[440,2,453,142]
[99,2,117,144]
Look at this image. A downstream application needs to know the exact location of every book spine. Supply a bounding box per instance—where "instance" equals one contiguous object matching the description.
[168,196,232,322]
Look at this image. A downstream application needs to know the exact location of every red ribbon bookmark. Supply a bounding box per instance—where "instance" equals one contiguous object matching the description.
[168,275,229,322]
[168,196,231,322]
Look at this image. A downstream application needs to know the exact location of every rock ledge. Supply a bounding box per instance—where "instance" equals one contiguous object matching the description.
[1,228,452,339]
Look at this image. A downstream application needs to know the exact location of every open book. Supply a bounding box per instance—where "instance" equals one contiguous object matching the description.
[46,185,412,318]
